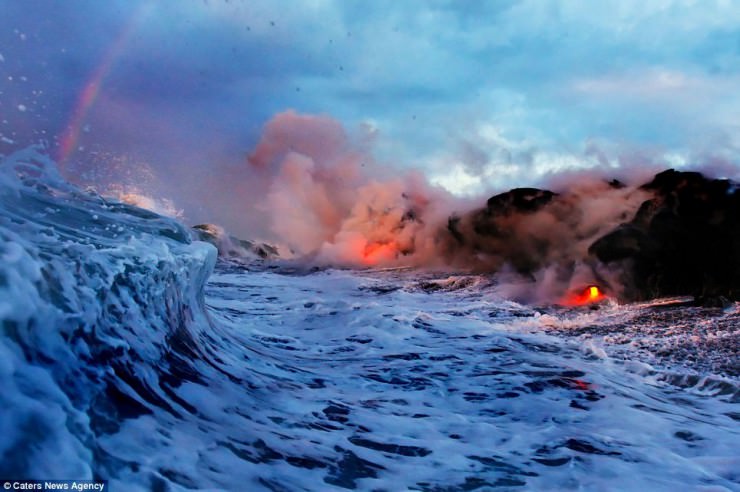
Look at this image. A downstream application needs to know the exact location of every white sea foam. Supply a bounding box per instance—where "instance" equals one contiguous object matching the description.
[149,267,735,490]
[0,147,737,491]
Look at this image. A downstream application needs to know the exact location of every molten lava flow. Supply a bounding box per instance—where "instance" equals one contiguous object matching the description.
[562,285,606,306]
[588,286,599,300]
[362,241,398,265]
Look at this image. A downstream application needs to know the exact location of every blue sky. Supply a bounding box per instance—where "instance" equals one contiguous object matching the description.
[1,0,739,220]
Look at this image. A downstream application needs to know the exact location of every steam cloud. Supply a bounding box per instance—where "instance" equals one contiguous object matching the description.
[247,111,456,267]
[241,111,652,303]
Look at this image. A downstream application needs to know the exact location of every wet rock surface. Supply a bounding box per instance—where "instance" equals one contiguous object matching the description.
[590,169,740,302]
[455,169,740,304]
[542,300,740,378]
[192,223,279,259]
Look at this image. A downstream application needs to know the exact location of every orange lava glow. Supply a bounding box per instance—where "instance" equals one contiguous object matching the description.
[572,379,591,391]
[562,285,606,306]
[361,241,398,265]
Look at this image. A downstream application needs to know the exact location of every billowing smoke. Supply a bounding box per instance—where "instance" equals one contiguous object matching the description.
[246,111,456,268]
[57,109,735,304]
[240,111,653,303]
[444,181,650,303]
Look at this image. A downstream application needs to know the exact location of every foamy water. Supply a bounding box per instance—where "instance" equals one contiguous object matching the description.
[1,148,738,491]
[176,265,737,491]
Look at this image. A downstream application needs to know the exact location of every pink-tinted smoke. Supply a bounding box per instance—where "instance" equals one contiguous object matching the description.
[237,111,657,303]
[247,111,455,268]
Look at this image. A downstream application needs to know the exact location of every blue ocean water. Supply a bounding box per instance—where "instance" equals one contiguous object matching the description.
[0,149,737,491]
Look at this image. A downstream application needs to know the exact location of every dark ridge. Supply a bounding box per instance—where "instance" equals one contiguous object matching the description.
[191,224,279,259]
[589,224,656,263]
[471,188,556,239]
[590,169,740,303]
[452,167,739,303]
[485,188,557,214]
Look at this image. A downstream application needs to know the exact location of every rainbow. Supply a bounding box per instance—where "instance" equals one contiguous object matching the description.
[56,6,150,167]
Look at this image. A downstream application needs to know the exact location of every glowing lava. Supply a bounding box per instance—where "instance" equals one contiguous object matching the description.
[587,286,599,300]
[361,241,398,265]
[562,285,607,306]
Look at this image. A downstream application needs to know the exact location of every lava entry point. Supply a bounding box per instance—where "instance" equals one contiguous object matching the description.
[562,285,608,306]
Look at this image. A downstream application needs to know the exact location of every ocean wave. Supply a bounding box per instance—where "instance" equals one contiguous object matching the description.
[0,147,217,479]
[1,148,737,490]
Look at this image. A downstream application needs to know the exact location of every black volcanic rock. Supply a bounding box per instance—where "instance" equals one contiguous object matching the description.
[447,170,739,304]
[485,188,556,215]
[442,186,586,276]
[589,169,740,303]
[192,224,279,259]
[443,171,739,303]
[470,188,556,238]
[589,224,656,263]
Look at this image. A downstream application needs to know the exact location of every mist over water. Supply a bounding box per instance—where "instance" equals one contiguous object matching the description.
[245,111,454,266]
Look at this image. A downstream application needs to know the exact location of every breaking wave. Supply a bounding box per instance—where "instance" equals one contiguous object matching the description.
[0,147,216,479]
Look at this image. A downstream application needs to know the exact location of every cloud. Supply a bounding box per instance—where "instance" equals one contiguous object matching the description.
[0,0,738,222]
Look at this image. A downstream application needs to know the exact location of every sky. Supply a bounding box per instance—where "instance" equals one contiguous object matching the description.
[1,0,739,233]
